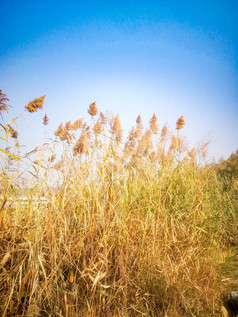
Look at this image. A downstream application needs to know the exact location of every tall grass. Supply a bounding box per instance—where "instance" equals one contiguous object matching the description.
[0,98,237,316]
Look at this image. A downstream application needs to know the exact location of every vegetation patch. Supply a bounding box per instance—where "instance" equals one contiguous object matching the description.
[0,91,237,316]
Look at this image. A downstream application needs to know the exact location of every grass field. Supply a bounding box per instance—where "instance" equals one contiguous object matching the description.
[0,95,237,316]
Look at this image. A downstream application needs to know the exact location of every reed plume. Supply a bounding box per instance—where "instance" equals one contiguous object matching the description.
[99,112,107,124]
[0,90,11,118]
[188,147,196,162]
[54,160,63,170]
[8,125,18,139]
[135,122,142,138]
[54,123,64,138]
[86,126,92,140]
[93,120,102,135]
[124,139,137,157]
[161,124,168,141]
[111,114,123,142]
[149,113,159,134]
[43,114,49,125]
[73,130,89,155]
[176,116,185,130]
[54,123,71,142]
[124,128,137,157]
[144,129,153,153]
[69,119,83,130]
[25,95,45,113]
[136,115,142,125]
[171,135,179,151]
[149,151,158,163]
[65,121,72,130]
[156,143,163,159]
[127,127,136,141]
[88,101,98,116]
[137,129,153,154]
[137,138,146,155]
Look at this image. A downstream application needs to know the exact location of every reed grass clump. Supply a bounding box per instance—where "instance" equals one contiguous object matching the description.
[25,95,45,113]
[0,90,12,118]
[0,97,237,317]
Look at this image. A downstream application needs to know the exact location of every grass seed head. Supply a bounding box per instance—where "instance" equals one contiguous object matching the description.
[149,151,158,163]
[144,129,153,152]
[111,114,123,142]
[65,121,72,130]
[54,123,64,139]
[124,139,137,157]
[176,116,185,130]
[25,95,45,113]
[8,125,18,139]
[150,113,159,134]
[171,135,179,150]
[136,115,142,124]
[156,143,163,158]
[54,160,63,170]
[0,90,11,118]
[88,101,98,116]
[54,123,71,142]
[93,120,102,135]
[99,112,107,124]
[73,130,89,155]
[70,119,83,130]
[135,123,142,138]
[43,114,49,125]
[127,127,136,141]
[161,124,168,140]
[188,147,196,162]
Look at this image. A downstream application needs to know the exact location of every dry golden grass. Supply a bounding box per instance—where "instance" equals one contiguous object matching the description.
[0,98,237,316]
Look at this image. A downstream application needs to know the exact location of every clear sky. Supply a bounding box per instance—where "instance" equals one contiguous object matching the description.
[1,0,237,161]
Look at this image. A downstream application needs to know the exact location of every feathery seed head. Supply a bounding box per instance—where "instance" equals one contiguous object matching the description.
[88,101,98,116]
[65,121,72,130]
[137,138,146,154]
[54,160,63,170]
[134,123,142,138]
[0,90,11,118]
[176,116,185,130]
[171,135,179,150]
[127,127,136,141]
[70,119,83,130]
[8,125,18,139]
[136,115,142,125]
[73,130,89,155]
[25,95,45,113]
[144,129,153,152]
[111,114,123,142]
[161,124,168,140]
[54,123,64,137]
[156,143,163,158]
[93,120,102,135]
[54,123,71,142]
[149,151,158,163]
[149,113,159,134]
[188,147,196,162]
[99,112,107,124]
[43,114,49,125]
[124,139,137,157]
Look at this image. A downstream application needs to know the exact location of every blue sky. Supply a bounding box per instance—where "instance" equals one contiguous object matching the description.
[1,0,237,161]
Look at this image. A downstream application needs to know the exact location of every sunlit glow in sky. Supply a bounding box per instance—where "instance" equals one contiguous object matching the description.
[1,0,237,161]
